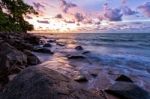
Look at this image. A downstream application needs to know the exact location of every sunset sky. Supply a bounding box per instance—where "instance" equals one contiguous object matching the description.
[24,0,150,33]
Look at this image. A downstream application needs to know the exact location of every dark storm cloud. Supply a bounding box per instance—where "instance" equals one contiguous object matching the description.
[37,20,49,24]
[138,2,150,17]
[60,0,77,13]
[104,8,123,21]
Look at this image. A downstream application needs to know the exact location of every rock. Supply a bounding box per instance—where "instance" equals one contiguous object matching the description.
[75,46,83,50]
[0,43,27,85]
[10,41,34,51]
[91,74,98,78]
[115,75,133,83]
[24,34,40,45]
[68,55,85,59]
[56,42,65,46]
[105,82,150,99]
[24,50,40,65]
[74,75,88,83]
[82,51,90,54]
[43,43,52,47]
[47,39,56,43]
[33,47,53,54]
[1,66,104,99]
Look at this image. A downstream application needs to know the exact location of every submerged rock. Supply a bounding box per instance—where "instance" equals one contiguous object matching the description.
[47,39,56,43]
[82,51,90,54]
[74,75,88,83]
[1,66,104,99]
[115,75,133,83]
[105,82,150,99]
[24,50,41,65]
[56,42,65,46]
[43,43,52,47]
[0,43,27,85]
[33,47,53,54]
[75,46,84,50]
[68,55,85,59]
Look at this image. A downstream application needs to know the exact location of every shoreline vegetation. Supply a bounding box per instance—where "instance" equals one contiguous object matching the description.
[0,0,150,99]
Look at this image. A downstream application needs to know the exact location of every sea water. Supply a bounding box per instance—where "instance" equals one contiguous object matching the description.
[36,33,150,91]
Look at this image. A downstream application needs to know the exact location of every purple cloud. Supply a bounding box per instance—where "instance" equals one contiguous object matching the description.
[138,2,150,17]
[122,6,136,16]
[74,13,84,22]
[104,8,123,21]
[33,2,45,11]
[37,20,49,24]
[64,20,75,23]
[60,0,77,13]
[25,15,33,19]
[55,14,63,19]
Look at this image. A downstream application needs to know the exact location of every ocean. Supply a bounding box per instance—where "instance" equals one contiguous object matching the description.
[40,33,150,69]
[36,33,150,91]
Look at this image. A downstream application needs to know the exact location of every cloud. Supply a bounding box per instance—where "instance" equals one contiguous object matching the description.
[74,13,84,22]
[122,6,136,16]
[55,14,63,19]
[25,15,33,19]
[104,8,123,21]
[121,0,128,5]
[64,20,75,23]
[60,0,77,13]
[37,20,49,24]
[138,2,150,17]
[33,2,45,11]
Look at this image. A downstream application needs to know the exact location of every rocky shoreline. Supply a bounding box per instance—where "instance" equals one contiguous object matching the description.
[0,32,150,99]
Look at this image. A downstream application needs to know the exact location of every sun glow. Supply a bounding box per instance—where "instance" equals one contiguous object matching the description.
[26,16,78,33]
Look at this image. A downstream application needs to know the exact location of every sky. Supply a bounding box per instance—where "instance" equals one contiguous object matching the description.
[24,0,150,33]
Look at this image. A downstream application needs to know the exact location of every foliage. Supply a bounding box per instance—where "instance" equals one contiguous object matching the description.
[0,0,37,33]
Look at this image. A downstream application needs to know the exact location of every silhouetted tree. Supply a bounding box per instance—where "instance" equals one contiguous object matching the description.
[0,0,37,33]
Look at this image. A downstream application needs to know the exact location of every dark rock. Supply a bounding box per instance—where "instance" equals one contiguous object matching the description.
[75,46,83,50]
[24,50,41,65]
[33,47,53,54]
[82,51,90,54]
[1,66,104,99]
[74,75,88,83]
[115,75,133,83]
[10,41,34,51]
[43,43,52,47]
[24,34,40,45]
[68,55,85,59]
[0,43,27,85]
[91,74,98,78]
[105,82,150,99]
[47,39,56,43]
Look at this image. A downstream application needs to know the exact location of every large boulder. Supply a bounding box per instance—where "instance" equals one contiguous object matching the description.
[0,43,27,84]
[24,50,40,65]
[33,47,54,54]
[105,82,150,99]
[24,34,40,45]
[1,66,104,99]
[115,75,133,83]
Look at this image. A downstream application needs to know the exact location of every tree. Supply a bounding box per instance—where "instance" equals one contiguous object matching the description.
[0,0,37,33]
